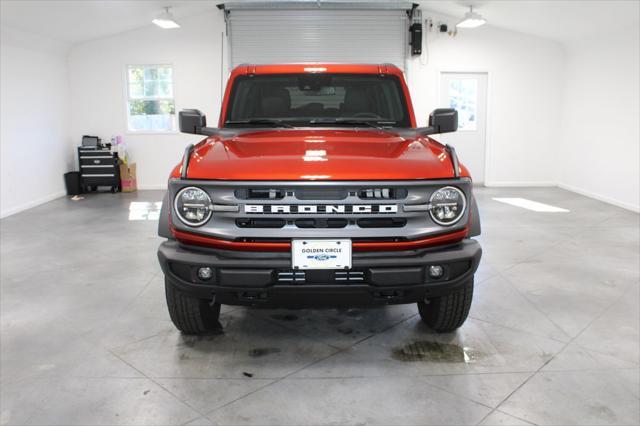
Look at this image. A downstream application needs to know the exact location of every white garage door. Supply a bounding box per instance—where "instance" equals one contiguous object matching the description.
[227,9,409,70]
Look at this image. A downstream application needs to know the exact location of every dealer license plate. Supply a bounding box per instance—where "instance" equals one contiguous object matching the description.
[292,239,352,270]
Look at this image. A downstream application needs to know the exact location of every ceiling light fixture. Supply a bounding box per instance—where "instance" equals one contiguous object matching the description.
[456,6,486,29]
[152,7,180,29]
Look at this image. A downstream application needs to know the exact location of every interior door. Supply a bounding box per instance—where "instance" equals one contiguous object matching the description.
[437,72,488,184]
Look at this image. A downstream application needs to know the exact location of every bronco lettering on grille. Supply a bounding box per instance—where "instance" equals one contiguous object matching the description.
[244,204,398,214]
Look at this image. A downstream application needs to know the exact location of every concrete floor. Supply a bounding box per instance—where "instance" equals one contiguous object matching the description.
[1,187,638,426]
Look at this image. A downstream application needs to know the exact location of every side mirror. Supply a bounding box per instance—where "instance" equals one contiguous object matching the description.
[428,108,458,134]
[179,109,218,136]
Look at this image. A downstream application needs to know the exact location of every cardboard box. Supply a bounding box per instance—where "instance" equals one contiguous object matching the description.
[119,162,137,193]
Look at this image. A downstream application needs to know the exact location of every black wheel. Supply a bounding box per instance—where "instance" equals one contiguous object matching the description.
[165,277,221,334]
[417,277,474,332]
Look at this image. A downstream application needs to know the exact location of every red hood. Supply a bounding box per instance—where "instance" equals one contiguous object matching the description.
[176,129,465,181]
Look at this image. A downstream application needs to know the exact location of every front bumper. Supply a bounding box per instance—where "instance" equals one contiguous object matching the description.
[158,239,482,307]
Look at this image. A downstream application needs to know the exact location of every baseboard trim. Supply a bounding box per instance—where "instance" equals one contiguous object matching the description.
[1,190,66,219]
[137,184,167,190]
[558,183,640,213]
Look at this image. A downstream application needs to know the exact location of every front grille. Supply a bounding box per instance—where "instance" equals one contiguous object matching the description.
[358,188,408,199]
[357,218,406,228]
[295,188,348,200]
[277,271,306,282]
[238,187,408,201]
[335,270,364,282]
[236,218,286,228]
[235,188,285,200]
[234,218,406,229]
[295,218,348,228]
[277,269,365,284]
[169,179,471,242]
[243,204,398,215]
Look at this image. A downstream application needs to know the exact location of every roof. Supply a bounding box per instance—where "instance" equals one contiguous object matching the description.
[229,63,404,77]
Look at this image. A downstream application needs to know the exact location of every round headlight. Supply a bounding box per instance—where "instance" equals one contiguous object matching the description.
[429,186,466,226]
[174,187,212,226]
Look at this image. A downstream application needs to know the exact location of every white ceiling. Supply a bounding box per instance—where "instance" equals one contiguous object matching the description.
[1,0,638,46]
[419,0,640,43]
[0,0,218,44]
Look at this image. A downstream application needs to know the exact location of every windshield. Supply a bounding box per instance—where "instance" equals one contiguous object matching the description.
[225,74,411,128]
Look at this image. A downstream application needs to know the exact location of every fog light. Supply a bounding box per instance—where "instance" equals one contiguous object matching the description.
[428,265,444,279]
[197,267,213,280]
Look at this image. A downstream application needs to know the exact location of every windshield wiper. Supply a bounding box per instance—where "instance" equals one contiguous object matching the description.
[309,118,396,131]
[225,119,294,129]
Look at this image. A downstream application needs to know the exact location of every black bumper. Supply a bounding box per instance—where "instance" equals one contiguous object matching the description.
[158,240,482,308]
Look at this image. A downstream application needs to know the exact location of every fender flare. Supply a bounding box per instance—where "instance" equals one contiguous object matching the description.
[158,191,173,239]
[469,196,482,237]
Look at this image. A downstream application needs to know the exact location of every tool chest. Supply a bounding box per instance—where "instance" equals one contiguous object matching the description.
[78,147,121,193]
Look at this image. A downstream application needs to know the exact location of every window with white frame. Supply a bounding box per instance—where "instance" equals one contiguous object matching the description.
[126,65,175,132]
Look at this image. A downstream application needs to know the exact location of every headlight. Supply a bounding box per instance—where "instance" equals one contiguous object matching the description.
[429,186,466,226]
[174,187,212,226]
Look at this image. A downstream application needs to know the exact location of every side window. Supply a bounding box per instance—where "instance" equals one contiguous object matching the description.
[126,65,176,132]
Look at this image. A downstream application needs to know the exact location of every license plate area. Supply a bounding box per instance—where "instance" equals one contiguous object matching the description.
[292,239,352,270]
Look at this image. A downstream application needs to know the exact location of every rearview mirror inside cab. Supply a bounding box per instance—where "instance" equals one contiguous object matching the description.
[429,108,458,134]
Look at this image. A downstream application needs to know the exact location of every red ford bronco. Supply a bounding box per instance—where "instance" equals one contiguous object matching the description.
[158,64,482,334]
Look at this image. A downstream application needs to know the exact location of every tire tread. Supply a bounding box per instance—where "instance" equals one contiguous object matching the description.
[165,278,220,334]
[418,278,474,332]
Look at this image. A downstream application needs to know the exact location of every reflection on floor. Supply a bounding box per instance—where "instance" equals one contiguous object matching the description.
[1,187,638,426]
[129,201,162,221]
[492,197,570,212]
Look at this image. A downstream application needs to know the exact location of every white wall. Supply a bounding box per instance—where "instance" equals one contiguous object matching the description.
[406,11,565,187]
[68,11,226,189]
[3,7,636,217]
[558,26,640,212]
[1,27,72,218]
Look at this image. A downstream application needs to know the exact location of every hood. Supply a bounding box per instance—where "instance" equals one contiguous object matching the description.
[180,129,460,181]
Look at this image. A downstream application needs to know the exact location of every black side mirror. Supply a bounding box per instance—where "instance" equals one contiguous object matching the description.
[179,109,206,134]
[429,108,458,134]
[179,109,218,136]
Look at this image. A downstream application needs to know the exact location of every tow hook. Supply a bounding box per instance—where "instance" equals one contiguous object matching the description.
[238,291,268,302]
[374,290,404,300]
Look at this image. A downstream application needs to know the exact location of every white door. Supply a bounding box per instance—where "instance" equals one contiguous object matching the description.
[437,72,488,184]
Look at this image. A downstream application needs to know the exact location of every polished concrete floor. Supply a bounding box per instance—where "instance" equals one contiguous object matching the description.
[1,187,638,426]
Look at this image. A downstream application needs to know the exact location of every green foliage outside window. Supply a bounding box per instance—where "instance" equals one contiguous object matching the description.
[127,65,175,131]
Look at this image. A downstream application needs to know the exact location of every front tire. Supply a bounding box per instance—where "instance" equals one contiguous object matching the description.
[165,277,221,334]
[417,277,474,332]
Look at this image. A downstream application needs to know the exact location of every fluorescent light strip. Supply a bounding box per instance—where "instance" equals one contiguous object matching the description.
[152,18,180,29]
[493,198,569,213]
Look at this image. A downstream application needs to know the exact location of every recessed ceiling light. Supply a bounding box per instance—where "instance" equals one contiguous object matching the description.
[152,7,180,29]
[456,6,486,29]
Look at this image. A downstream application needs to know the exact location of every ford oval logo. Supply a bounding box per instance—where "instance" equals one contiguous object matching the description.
[307,254,336,261]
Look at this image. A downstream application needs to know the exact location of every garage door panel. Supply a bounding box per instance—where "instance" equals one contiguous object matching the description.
[229,10,407,69]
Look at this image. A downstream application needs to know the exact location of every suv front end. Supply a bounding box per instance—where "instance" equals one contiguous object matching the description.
[157,64,482,334]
